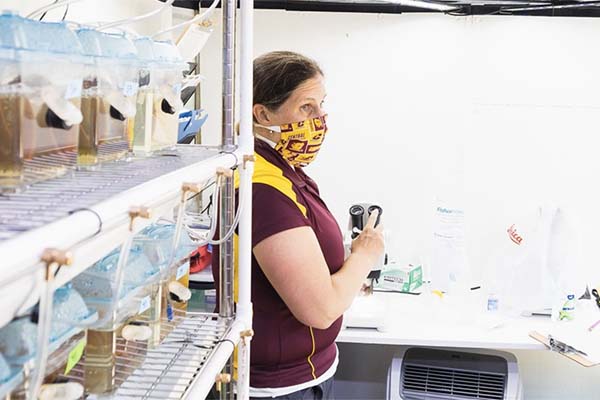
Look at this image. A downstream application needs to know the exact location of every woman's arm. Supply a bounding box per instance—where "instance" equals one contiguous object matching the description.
[253,210,384,329]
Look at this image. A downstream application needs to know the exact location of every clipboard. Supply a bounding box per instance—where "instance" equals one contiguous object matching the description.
[529,331,599,367]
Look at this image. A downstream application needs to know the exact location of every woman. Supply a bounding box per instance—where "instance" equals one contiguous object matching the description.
[212,51,384,399]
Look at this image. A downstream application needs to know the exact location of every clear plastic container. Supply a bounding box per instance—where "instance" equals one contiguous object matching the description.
[0,284,93,365]
[17,17,85,171]
[76,30,139,163]
[134,223,198,343]
[72,244,159,331]
[51,283,94,341]
[0,354,11,383]
[75,244,159,394]
[74,29,103,169]
[0,351,22,398]
[149,40,186,152]
[137,223,197,274]
[0,12,25,191]
[8,330,86,399]
[132,37,155,155]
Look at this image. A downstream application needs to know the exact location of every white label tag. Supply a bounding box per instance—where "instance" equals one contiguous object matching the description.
[176,264,189,280]
[64,79,83,99]
[172,83,182,95]
[122,81,139,97]
[139,296,151,314]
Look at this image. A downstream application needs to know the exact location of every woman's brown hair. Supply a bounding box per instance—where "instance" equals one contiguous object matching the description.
[253,51,323,115]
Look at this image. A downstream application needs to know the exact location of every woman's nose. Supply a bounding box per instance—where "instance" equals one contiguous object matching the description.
[313,105,325,118]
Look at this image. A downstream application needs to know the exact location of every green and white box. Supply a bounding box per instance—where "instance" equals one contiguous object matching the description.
[376,264,423,292]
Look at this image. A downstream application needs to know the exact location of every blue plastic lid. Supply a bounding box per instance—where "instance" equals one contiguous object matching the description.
[98,32,137,61]
[20,18,83,56]
[133,37,155,63]
[0,11,26,60]
[0,11,25,48]
[76,28,104,58]
[76,29,137,64]
[152,39,185,67]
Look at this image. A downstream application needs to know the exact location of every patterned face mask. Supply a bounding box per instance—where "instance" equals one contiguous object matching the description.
[258,115,328,167]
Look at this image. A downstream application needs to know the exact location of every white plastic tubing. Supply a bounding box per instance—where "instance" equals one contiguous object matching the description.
[96,0,175,31]
[27,0,175,32]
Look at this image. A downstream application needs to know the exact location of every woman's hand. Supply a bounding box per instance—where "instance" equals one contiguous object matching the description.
[253,209,385,329]
[350,209,385,266]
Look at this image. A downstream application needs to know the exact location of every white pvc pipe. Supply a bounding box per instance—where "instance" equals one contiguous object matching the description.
[0,152,241,289]
[238,2,254,322]
[182,320,244,400]
[238,0,254,158]
[237,1,254,397]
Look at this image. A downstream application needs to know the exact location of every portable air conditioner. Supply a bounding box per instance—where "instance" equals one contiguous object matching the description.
[387,348,523,400]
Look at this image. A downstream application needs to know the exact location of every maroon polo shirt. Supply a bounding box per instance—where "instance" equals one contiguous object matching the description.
[212,138,345,389]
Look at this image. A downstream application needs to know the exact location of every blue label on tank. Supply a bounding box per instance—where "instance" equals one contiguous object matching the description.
[167,303,174,321]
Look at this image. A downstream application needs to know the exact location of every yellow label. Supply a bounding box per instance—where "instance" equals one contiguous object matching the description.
[65,338,86,375]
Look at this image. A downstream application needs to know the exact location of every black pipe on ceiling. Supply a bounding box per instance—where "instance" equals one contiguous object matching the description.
[168,0,600,17]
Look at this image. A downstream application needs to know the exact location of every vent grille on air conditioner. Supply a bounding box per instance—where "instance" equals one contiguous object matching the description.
[389,348,520,400]
[402,363,506,400]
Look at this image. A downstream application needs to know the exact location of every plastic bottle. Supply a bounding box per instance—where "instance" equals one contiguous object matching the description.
[553,293,576,322]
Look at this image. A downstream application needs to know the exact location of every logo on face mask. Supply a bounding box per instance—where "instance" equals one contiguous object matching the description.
[274,115,328,167]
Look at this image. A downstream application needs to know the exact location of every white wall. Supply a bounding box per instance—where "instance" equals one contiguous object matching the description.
[2,0,173,36]
[199,9,600,399]
[200,10,600,284]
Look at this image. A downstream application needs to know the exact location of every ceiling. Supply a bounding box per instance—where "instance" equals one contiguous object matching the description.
[172,0,600,17]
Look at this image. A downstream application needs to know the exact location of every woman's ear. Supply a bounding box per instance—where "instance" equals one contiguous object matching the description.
[253,104,272,126]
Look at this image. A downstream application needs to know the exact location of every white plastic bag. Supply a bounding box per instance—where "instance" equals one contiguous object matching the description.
[490,205,584,317]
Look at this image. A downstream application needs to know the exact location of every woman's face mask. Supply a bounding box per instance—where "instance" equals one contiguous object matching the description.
[258,114,328,167]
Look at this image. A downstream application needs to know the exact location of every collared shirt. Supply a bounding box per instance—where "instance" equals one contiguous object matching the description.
[212,138,345,392]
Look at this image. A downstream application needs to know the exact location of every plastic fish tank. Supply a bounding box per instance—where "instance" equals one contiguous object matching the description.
[72,243,159,331]
[76,29,139,164]
[0,283,94,365]
[0,12,85,190]
[16,16,85,174]
[131,37,156,155]
[148,40,186,152]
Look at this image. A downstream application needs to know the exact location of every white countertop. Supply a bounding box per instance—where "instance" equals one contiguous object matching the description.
[337,291,554,350]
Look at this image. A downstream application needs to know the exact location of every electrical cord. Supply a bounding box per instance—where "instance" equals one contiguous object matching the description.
[38,0,57,20]
[27,0,83,19]
[68,207,103,237]
[38,1,69,21]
